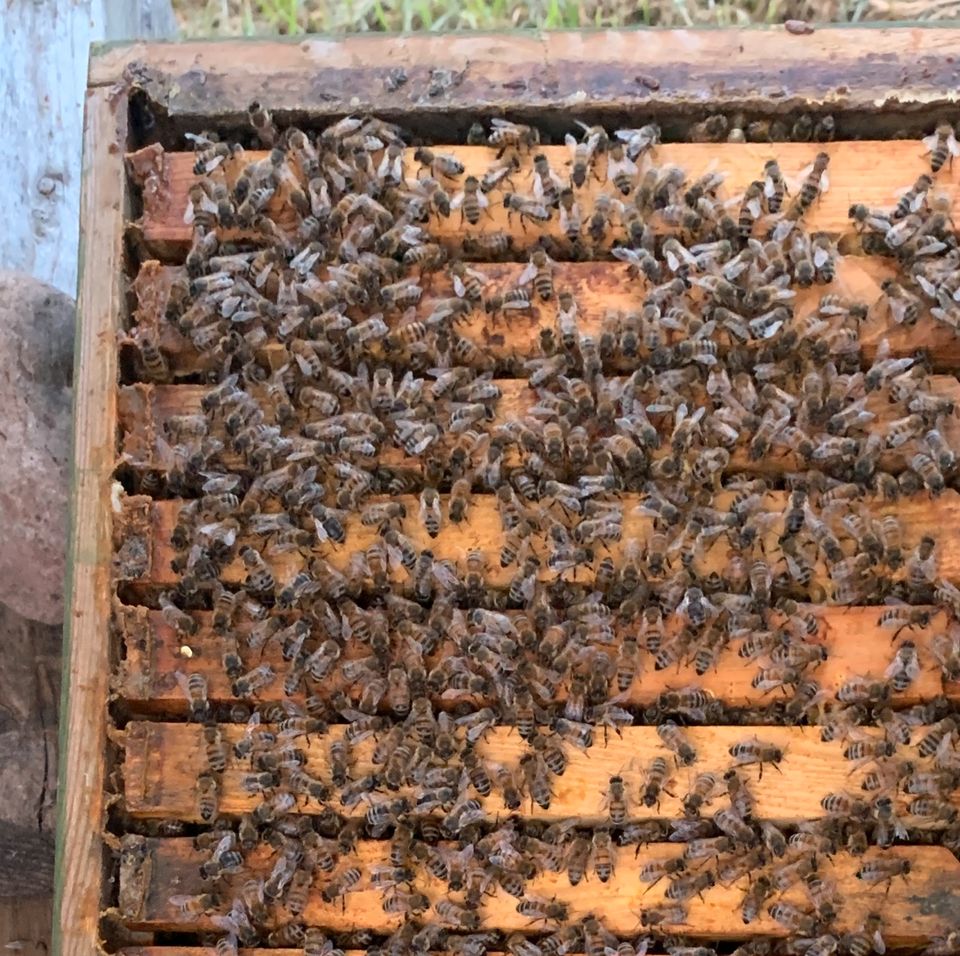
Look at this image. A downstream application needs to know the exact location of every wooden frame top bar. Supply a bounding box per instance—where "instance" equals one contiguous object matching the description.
[90,29,960,127]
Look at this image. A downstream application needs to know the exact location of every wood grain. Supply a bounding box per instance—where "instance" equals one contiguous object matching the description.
[128,257,960,374]
[119,837,960,942]
[117,489,960,591]
[53,87,127,956]
[89,30,960,125]
[141,142,960,254]
[116,375,960,481]
[122,721,955,826]
[114,606,955,714]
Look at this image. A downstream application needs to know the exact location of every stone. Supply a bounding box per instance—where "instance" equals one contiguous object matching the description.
[0,271,74,625]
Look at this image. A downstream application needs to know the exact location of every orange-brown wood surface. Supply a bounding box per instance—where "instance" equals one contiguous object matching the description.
[118,837,959,942]
[114,606,955,714]
[140,143,960,254]
[127,257,960,374]
[116,376,960,481]
[122,721,957,825]
[116,489,960,591]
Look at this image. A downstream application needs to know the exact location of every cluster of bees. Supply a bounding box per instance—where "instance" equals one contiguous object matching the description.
[122,103,960,956]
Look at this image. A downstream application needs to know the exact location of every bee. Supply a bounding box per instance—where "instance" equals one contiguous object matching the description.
[175,672,210,723]
[918,717,957,757]
[504,192,551,227]
[665,870,715,902]
[640,904,688,927]
[450,175,489,225]
[601,774,630,825]
[488,118,540,154]
[641,755,673,810]
[738,181,765,237]
[591,829,616,882]
[855,857,911,888]
[518,249,554,301]
[566,127,603,187]
[884,641,920,692]
[792,151,830,217]
[558,187,583,241]
[741,874,774,924]
[414,147,465,179]
[419,487,442,538]
[520,752,553,809]
[195,772,219,822]
[320,866,363,904]
[932,629,960,681]
[923,122,960,172]
[202,723,227,774]
[435,899,481,931]
[463,231,513,259]
[658,720,697,766]
[763,159,788,213]
[517,896,569,924]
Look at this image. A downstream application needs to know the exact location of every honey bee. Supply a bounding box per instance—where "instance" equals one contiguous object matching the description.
[488,118,540,154]
[657,720,697,766]
[414,147,465,179]
[590,829,616,883]
[791,152,830,217]
[450,175,489,225]
[504,192,551,227]
[566,127,603,187]
[923,123,960,172]
[195,772,219,822]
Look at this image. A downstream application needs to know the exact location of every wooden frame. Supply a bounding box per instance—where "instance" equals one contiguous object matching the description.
[54,86,127,956]
[60,28,960,956]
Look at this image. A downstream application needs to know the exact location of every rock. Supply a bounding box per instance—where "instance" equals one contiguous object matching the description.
[0,271,73,625]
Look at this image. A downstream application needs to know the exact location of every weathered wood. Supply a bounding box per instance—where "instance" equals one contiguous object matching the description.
[114,606,954,714]
[119,837,960,942]
[0,603,61,897]
[116,489,960,591]
[53,87,127,956]
[122,721,955,825]
[141,143,957,255]
[0,1,174,296]
[0,897,54,956]
[129,257,960,374]
[89,30,960,128]
[116,375,960,481]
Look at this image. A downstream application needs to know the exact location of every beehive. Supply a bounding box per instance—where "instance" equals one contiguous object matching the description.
[58,30,960,956]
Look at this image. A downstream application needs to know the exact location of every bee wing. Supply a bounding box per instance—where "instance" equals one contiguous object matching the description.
[565,133,578,157]
[174,670,193,701]
[746,196,763,218]
[812,246,831,269]
[819,169,830,193]
[453,275,467,298]
[887,296,909,325]
[611,247,640,264]
[449,190,465,210]
[608,154,638,181]
[517,260,539,285]
[490,118,514,129]
[950,132,960,156]
[922,131,941,153]
[763,174,777,198]
[532,173,545,200]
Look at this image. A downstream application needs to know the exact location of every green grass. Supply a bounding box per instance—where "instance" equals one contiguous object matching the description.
[171,0,955,34]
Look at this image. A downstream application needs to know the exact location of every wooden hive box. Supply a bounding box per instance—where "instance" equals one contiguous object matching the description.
[58,29,960,956]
